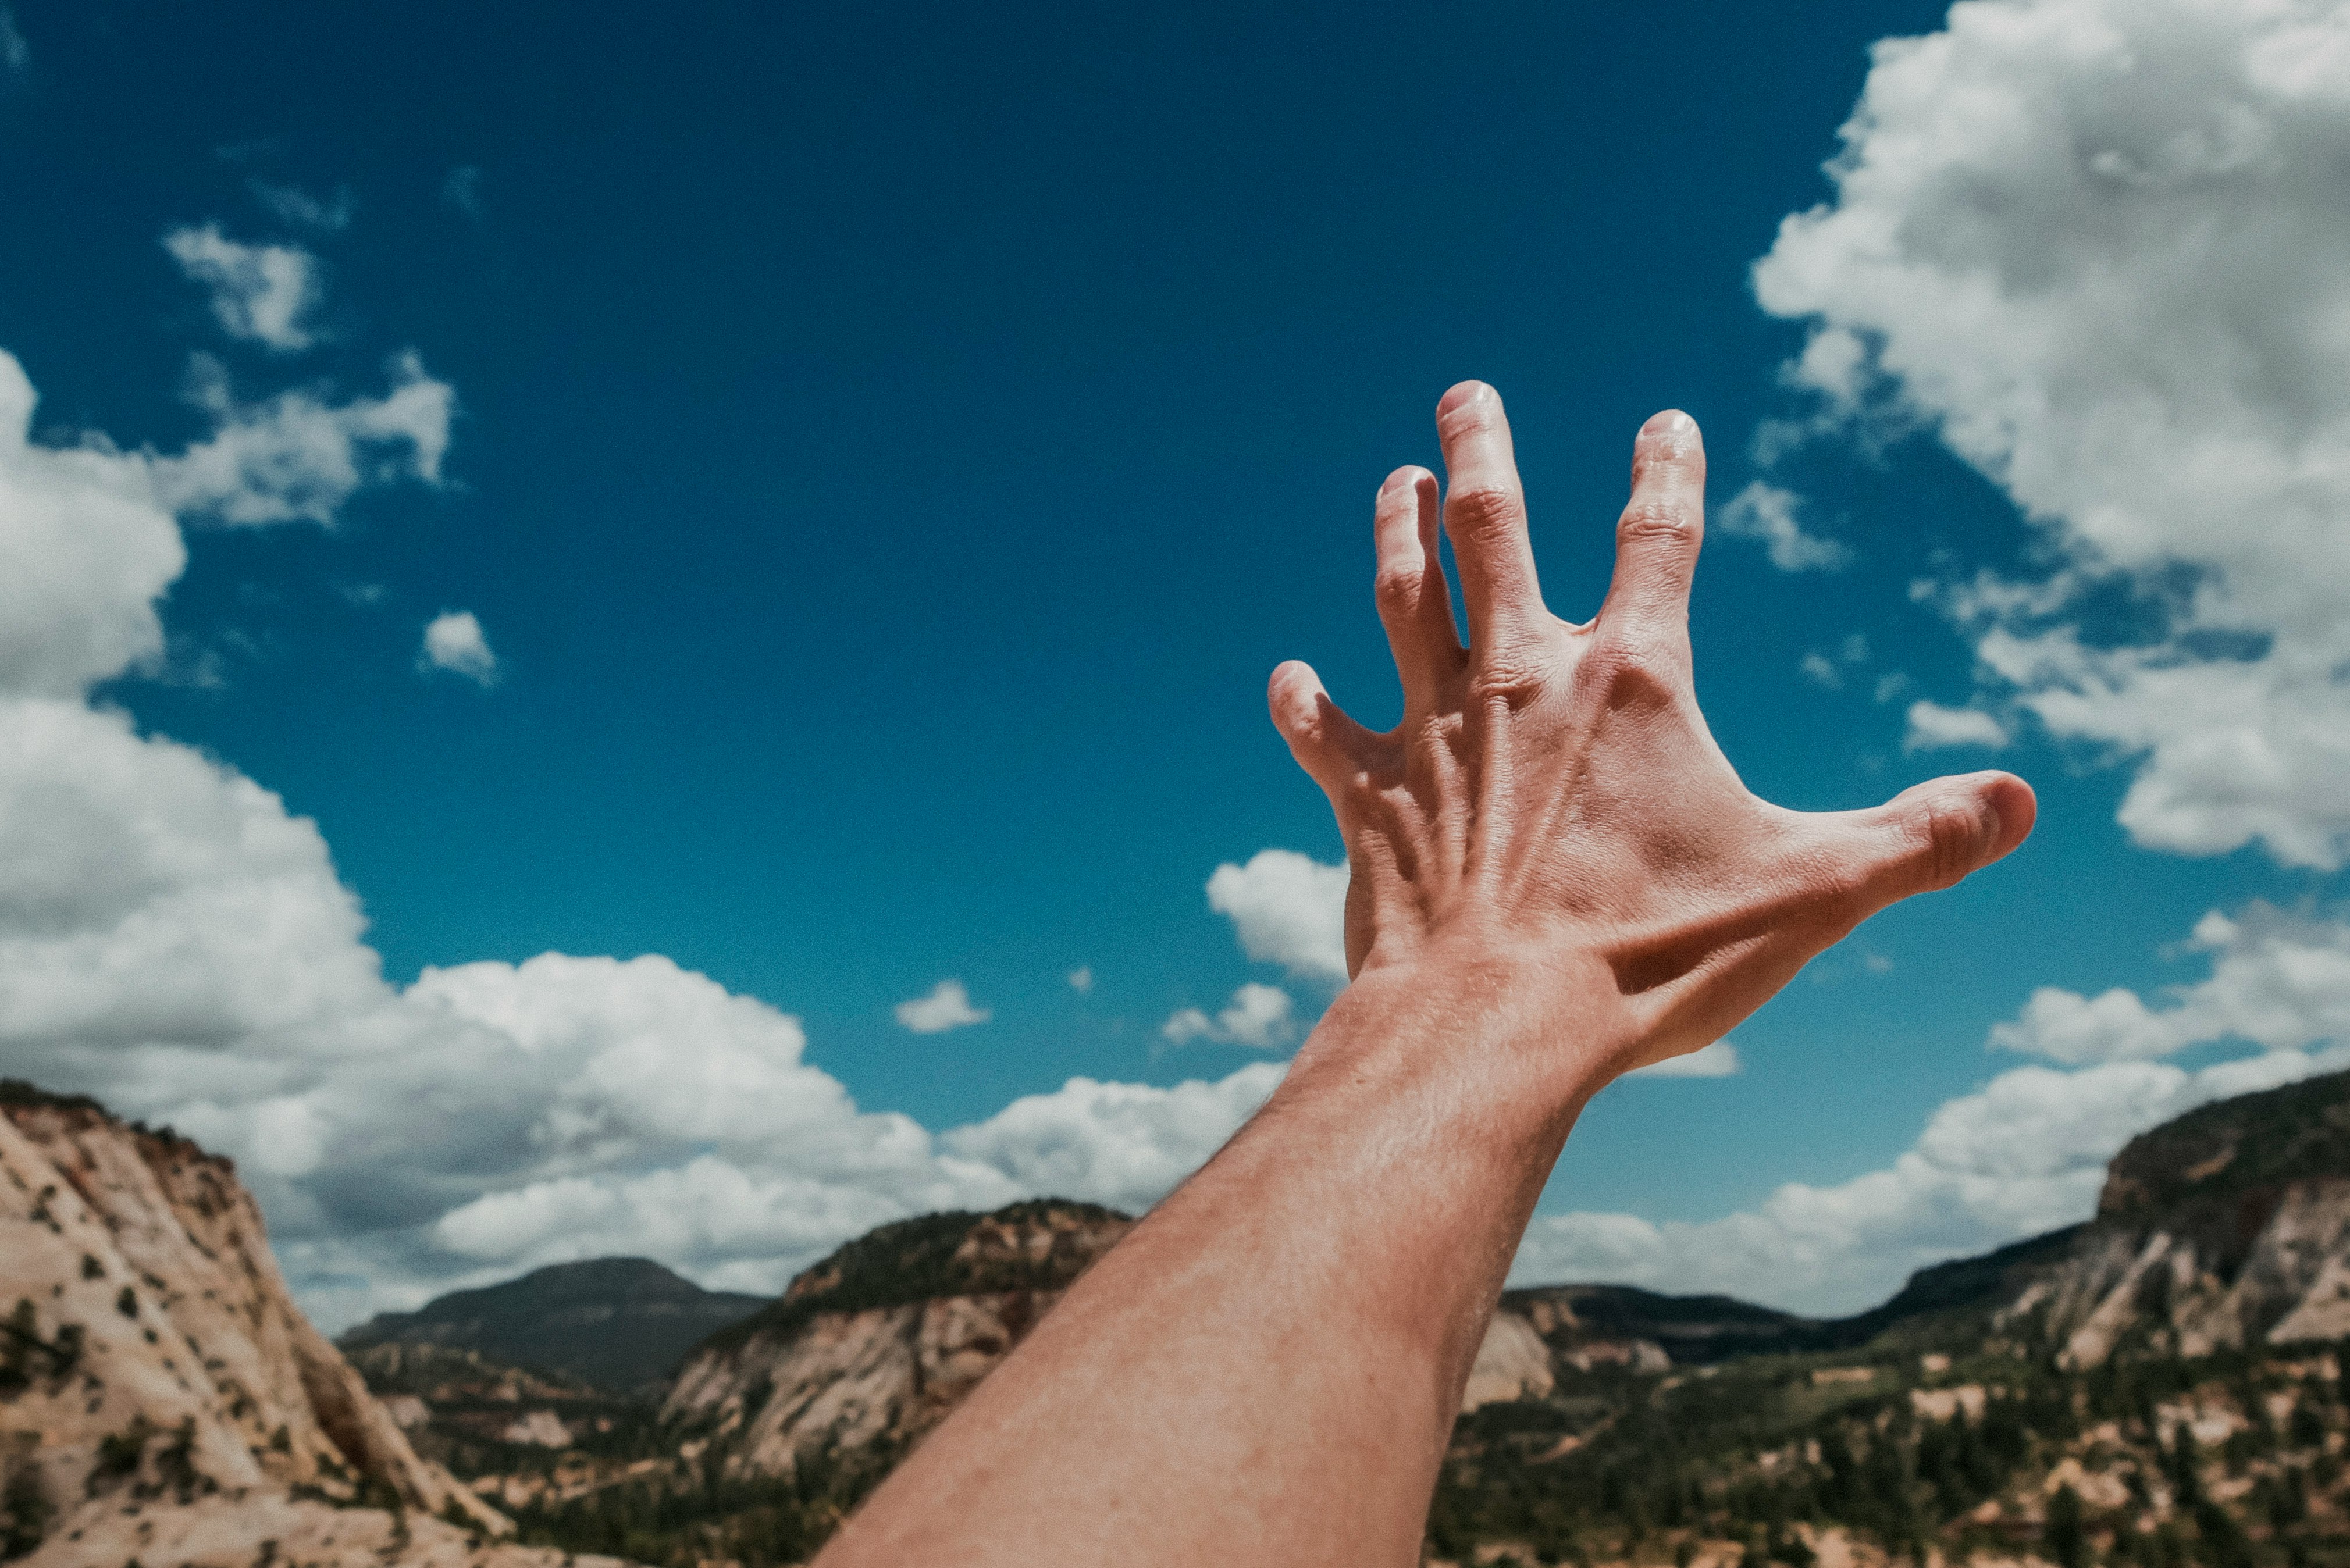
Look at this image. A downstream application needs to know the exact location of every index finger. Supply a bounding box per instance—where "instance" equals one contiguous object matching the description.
[1434,382,1547,653]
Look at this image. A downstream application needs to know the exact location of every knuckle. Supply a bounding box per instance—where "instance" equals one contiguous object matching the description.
[1372,563,1422,618]
[1616,497,1699,548]
[1915,796,1978,889]
[1573,639,1676,711]
[1466,636,1551,703]
[1446,483,1524,541]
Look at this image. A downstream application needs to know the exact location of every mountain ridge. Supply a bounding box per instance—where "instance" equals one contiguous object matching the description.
[341,1256,764,1394]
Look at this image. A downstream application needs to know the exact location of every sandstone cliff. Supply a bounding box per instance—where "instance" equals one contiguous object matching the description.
[0,1081,625,1567]
[661,1199,1131,1478]
[1993,1069,2350,1366]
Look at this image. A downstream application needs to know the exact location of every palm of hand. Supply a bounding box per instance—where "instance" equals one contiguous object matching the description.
[1271,384,2034,1078]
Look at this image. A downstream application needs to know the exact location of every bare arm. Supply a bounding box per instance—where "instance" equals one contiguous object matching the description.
[817,384,2034,1567]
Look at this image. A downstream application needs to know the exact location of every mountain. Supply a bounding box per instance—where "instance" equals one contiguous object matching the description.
[1427,1069,2350,1566]
[0,1079,626,1568]
[663,1199,1133,1477]
[25,1057,2350,1568]
[340,1257,765,1393]
[1998,1067,2350,1366]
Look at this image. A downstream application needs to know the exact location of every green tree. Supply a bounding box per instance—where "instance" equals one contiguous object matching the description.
[2044,1484,2086,1568]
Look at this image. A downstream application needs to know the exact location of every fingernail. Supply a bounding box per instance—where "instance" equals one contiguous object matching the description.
[1437,381,1491,418]
[1640,409,1696,439]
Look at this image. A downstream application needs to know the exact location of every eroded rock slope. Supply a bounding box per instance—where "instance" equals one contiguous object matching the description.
[0,1081,623,1567]
[661,1199,1132,1477]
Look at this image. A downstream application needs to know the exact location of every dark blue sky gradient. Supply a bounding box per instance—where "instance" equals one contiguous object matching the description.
[0,1,2304,1226]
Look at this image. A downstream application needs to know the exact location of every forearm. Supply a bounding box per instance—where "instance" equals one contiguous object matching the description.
[818,958,1610,1567]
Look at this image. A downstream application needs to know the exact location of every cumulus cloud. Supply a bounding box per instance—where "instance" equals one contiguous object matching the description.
[1753,0,2350,869]
[154,352,451,525]
[1066,965,1092,994]
[1903,700,2011,752]
[419,610,498,685]
[1517,1044,2350,1313]
[165,224,323,352]
[1717,481,1850,572]
[942,1063,1283,1215]
[895,978,990,1034]
[1161,983,1296,1051]
[0,302,1305,1327]
[1627,1040,1742,1078]
[1993,905,2350,1064]
[1206,849,1349,986]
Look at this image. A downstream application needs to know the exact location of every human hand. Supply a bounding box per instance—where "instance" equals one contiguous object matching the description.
[1270,383,2034,1081]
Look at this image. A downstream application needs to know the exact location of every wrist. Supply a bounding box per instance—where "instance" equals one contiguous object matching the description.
[1280,946,1625,1143]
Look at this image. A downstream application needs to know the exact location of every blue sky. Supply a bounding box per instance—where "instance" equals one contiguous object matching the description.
[3,0,2345,1323]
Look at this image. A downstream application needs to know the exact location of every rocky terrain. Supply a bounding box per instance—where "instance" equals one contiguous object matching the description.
[2000,1072,2350,1367]
[478,1071,2350,1567]
[0,1079,629,1567]
[22,1062,2350,1567]
[662,1199,1133,1479]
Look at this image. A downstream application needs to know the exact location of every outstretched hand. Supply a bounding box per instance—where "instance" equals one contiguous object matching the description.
[820,383,2036,1568]
[1269,383,2033,1081]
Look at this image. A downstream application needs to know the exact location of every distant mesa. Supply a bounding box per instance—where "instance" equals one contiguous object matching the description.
[337,1255,766,1395]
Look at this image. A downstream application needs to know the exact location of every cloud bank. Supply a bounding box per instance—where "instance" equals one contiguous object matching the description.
[1,237,1275,1330]
[1753,0,2350,870]
[1511,0,2350,1313]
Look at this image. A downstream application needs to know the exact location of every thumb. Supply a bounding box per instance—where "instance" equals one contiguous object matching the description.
[1853,771,2036,904]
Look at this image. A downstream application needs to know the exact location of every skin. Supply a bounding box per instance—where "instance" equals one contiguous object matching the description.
[817,383,2034,1567]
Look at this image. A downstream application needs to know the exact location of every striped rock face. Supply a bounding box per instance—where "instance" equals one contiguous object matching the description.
[0,1084,631,1568]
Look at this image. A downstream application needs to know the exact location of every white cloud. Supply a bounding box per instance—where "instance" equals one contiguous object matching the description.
[1717,481,1851,572]
[1751,0,2350,869]
[1992,905,2350,1064]
[1161,982,1296,1050]
[1627,1039,1742,1078]
[164,224,323,352]
[249,181,355,234]
[1803,633,1872,689]
[0,7,24,72]
[1205,849,1349,986]
[1517,1044,2350,1314]
[895,978,989,1034]
[0,266,1300,1330]
[1066,965,1092,993]
[1523,900,2350,1311]
[154,351,451,526]
[942,1064,1283,1214]
[0,356,188,697]
[419,610,498,686]
[1903,699,2011,751]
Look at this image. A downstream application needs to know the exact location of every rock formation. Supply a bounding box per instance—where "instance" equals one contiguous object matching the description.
[1993,1070,2350,1365]
[0,1081,625,1567]
[661,1199,1131,1478]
